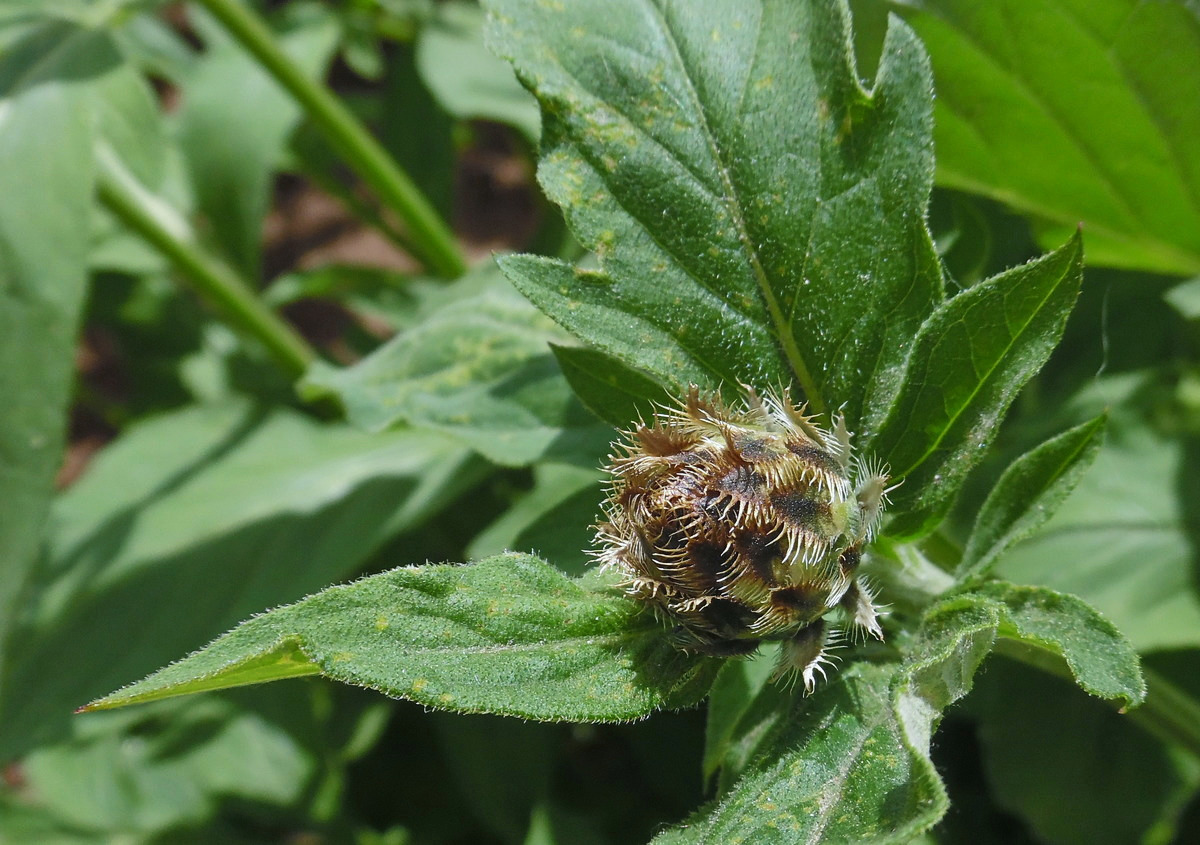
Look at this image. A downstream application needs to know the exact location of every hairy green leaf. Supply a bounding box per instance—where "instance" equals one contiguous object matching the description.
[487,0,943,429]
[0,19,108,717]
[869,233,1084,537]
[656,599,999,843]
[997,420,1200,652]
[301,268,608,466]
[962,582,1145,709]
[959,414,1105,581]
[84,554,719,722]
[0,402,479,761]
[897,0,1200,276]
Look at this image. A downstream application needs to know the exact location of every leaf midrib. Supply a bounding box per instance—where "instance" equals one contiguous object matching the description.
[315,619,658,659]
[644,1,827,415]
[890,250,1074,480]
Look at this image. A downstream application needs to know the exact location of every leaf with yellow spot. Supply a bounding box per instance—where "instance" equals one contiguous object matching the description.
[84,554,719,722]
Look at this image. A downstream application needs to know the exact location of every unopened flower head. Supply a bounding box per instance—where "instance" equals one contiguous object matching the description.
[593,386,890,692]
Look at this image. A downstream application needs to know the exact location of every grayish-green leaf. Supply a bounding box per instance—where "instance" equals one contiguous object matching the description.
[959,414,1105,582]
[968,659,1199,845]
[300,268,609,466]
[869,234,1083,537]
[85,553,719,722]
[656,599,1000,843]
[19,690,318,837]
[1165,276,1200,321]
[177,4,339,275]
[417,0,539,140]
[487,0,943,430]
[968,582,1145,709]
[996,420,1200,652]
[0,402,479,760]
[0,19,108,719]
[895,0,1200,276]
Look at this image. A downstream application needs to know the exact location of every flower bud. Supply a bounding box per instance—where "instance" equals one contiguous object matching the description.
[594,386,889,691]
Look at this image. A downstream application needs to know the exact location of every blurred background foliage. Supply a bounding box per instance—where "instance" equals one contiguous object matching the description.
[0,0,1198,842]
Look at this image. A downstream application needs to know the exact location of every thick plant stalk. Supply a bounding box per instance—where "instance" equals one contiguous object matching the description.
[195,0,467,278]
[96,145,317,379]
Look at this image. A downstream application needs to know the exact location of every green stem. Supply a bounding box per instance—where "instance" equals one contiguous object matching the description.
[195,0,466,279]
[993,639,1200,760]
[96,147,316,379]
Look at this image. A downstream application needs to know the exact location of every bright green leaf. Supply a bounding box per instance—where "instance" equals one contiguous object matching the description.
[20,690,319,837]
[0,19,107,717]
[896,0,1200,276]
[417,0,539,140]
[0,402,480,760]
[84,553,719,722]
[486,0,944,430]
[869,233,1084,537]
[300,268,609,466]
[1165,276,1200,321]
[996,418,1200,652]
[959,414,1105,581]
[655,598,1000,843]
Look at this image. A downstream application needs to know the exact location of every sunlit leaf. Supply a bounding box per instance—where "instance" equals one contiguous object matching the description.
[869,234,1084,537]
[896,0,1200,275]
[487,0,944,432]
[85,553,719,722]
[959,414,1105,581]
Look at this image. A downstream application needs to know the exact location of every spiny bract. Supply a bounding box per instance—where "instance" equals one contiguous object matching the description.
[594,386,890,692]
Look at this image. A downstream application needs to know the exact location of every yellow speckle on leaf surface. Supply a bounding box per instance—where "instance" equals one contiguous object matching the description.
[331,652,354,663]
[754,75,774,91]
[375,615,389,630]
[412,678,428,693]
[438,693,455,705]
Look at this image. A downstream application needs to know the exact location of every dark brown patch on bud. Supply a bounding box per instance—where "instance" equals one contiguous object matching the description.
[733,530,781,586]
[769,583,827,618]
[770,489,831,533]
[839,545,861,577]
